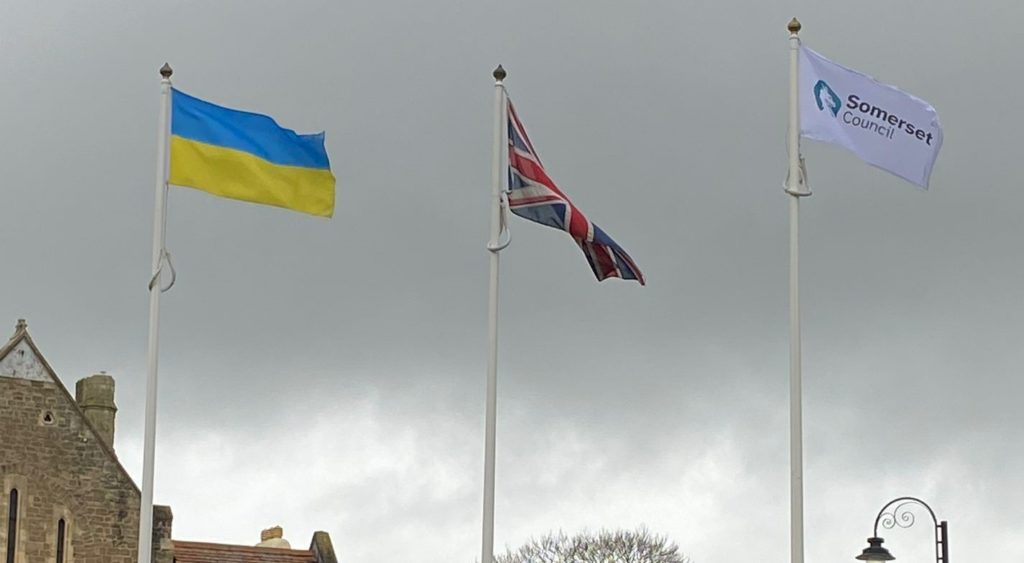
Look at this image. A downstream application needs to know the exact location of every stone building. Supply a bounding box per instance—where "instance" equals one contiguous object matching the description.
[0,320,338,563]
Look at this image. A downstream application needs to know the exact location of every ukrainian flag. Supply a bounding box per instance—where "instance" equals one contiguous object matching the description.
[169,89,335,217]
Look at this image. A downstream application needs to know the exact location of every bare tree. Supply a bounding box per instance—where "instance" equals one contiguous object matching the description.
[494,527,691,563]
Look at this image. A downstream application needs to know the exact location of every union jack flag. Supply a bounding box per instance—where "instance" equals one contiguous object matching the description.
[506,98,645,285]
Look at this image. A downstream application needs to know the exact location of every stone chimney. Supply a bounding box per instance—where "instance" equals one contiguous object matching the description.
[257,526,291,549]
[153,505,175,563]
[75,373,117,449]
[310,531,339,563]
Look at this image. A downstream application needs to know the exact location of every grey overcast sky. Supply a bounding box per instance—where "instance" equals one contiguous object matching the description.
[2,1,1022,561]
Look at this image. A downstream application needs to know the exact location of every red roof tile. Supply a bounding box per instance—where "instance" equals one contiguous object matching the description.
[173,540,317,563]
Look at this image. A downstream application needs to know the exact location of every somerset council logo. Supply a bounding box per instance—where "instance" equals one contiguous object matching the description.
[814,80,841,117]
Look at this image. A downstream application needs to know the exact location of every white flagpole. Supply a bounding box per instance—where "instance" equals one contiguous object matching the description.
[481,64,507,563]
[137,62,173,563]
[784,18,808,563]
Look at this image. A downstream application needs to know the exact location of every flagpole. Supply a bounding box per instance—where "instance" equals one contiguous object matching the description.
[481,64,507,563]
[784,18,808,563]
[137,62,173,563]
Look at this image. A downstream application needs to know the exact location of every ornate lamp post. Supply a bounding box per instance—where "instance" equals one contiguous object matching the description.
[856,497,948,563]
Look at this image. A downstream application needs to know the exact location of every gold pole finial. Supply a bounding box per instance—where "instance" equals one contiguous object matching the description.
[493,65,506,81]
[788,17,802,35]
[159,63,173,79]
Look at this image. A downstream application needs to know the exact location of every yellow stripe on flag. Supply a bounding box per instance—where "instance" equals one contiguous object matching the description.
[169,136,335,217]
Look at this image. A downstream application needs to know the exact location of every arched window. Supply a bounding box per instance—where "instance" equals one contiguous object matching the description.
[5,489,18,563]
[56,518,66,563]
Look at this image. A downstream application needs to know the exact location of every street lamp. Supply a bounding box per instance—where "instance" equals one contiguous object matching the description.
[856,497,948,563]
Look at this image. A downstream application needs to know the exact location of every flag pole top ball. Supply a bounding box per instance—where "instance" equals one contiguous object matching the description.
[160,63,173,78]
[788,17,802,35]
[493,65,506,82]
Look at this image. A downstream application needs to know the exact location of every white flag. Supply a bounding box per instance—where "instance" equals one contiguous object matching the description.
[800,46,942,188]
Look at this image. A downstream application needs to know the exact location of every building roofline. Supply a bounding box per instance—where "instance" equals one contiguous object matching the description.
[172,539,318,562]
[172,540,316,555]
[1,320,142,496]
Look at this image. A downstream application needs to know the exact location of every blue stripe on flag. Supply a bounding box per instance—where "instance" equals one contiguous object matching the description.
[171,88,330,170]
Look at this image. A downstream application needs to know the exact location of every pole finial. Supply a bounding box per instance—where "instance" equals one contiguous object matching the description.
[159,63,173,79]
[493,65,506,82]
[15,319,26,332]
[788,17,802,35]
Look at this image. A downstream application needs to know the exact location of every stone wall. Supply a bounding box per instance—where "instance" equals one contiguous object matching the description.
[0,375,140,563]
